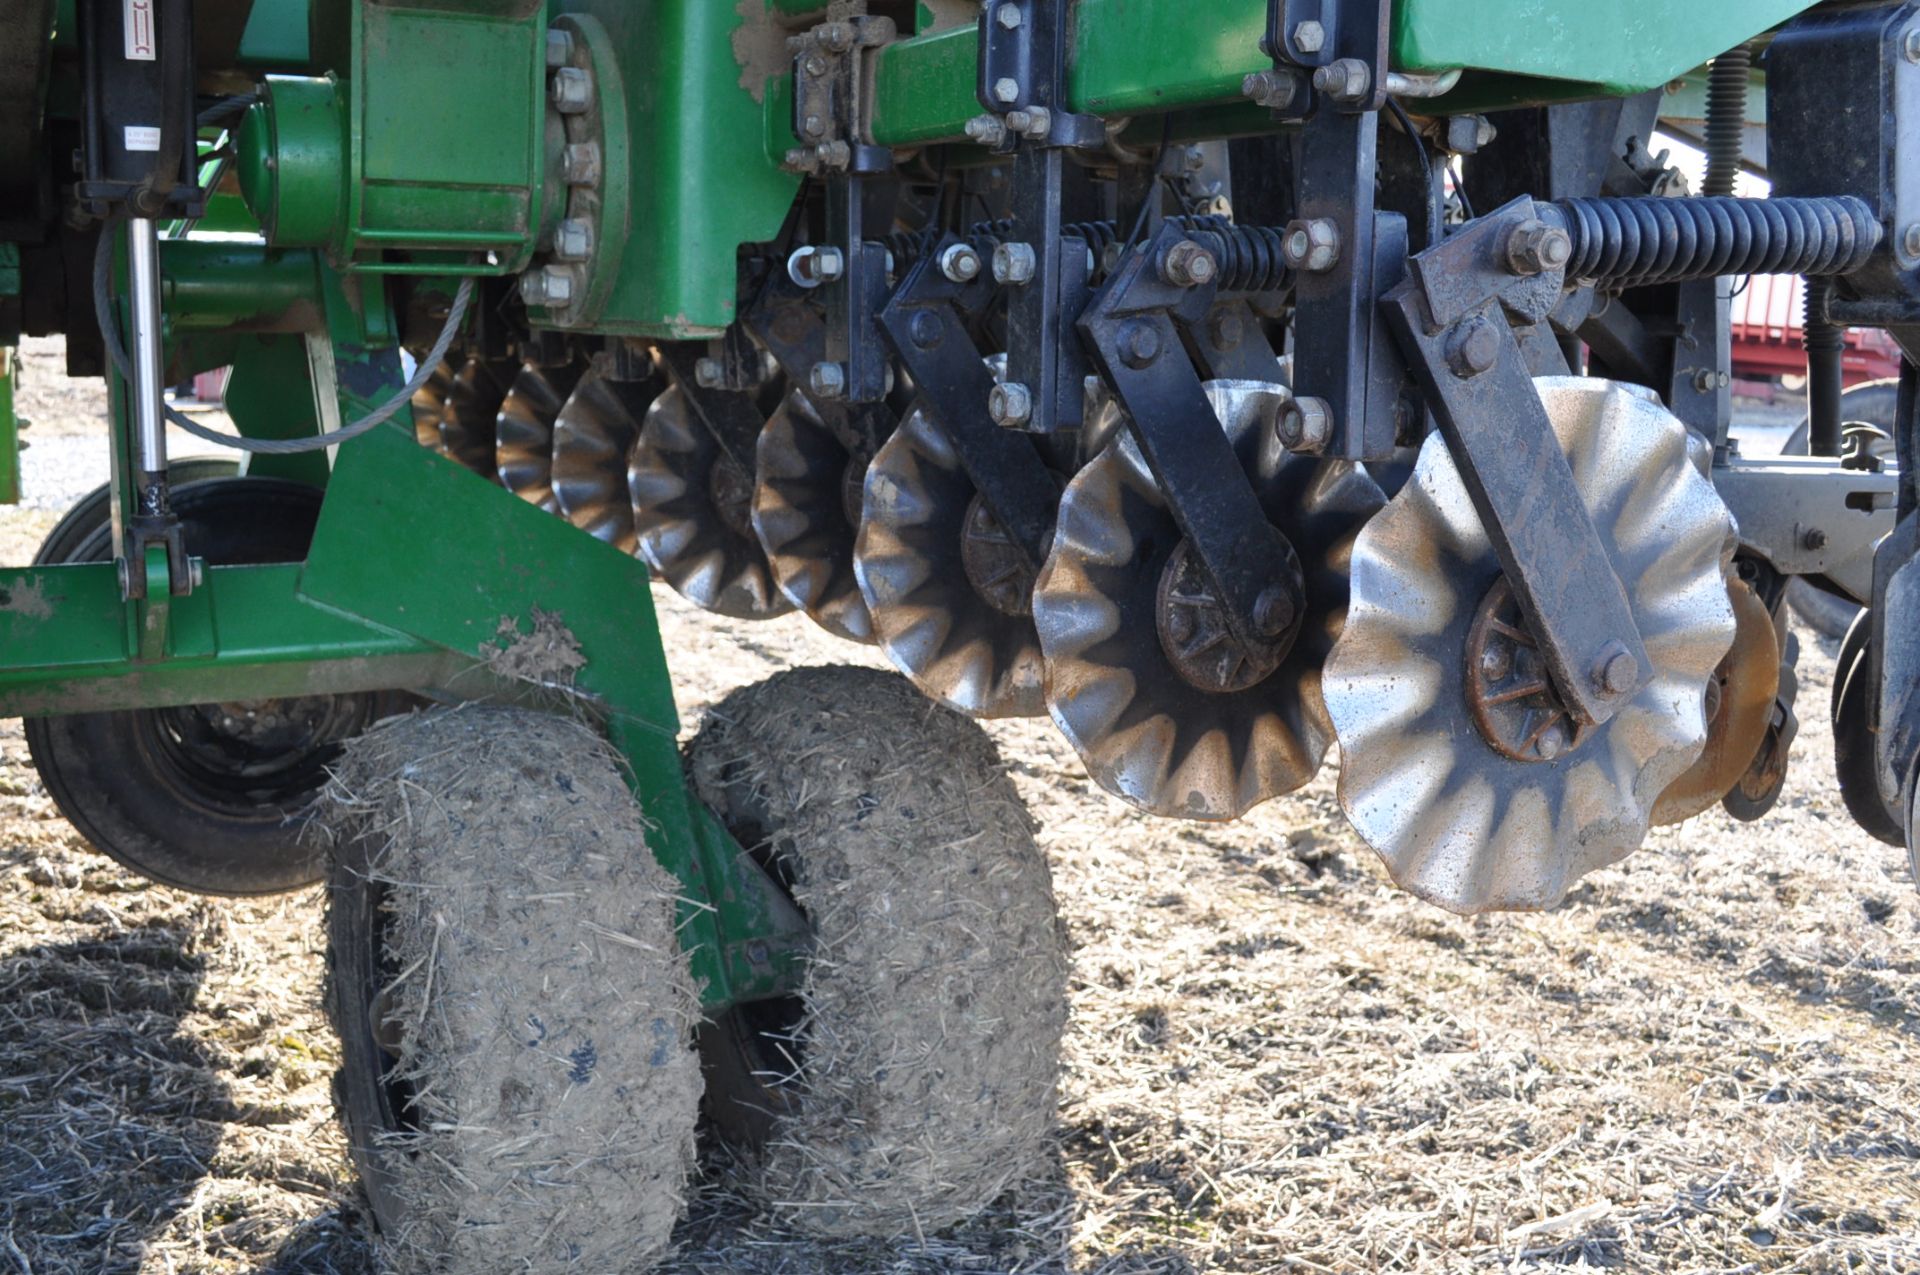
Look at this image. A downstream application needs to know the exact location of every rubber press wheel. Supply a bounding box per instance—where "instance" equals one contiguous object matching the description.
[26,477,400,895]
[686,665,1069,1238]
[325,707,700,1275]
[1832,610,1905,846]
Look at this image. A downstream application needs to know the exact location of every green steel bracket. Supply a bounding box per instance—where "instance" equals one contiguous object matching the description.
[0,346,17,507]
[223,336,333,488]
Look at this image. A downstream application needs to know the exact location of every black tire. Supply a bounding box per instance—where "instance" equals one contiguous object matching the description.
[686,665,1068,1238]
[325,707,700,1275]
[31,457,238,568]
[1832,611,1905,845]
[25,477,397,895]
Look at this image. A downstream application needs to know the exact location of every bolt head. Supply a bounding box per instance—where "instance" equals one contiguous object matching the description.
[939,242,982,282]
[1505,219,1572,276]
[1242,69,1298,110]
[1594,643,1639,696]
[1292,19,1325,53]
[813,246,846,283]
[993,76,1020,104]
[802,113,826,138]
[992,241,1037,285]
[1904,222,1920,259]
[988,381,1034,427]
[550,65,593,113]
[995,3,1022,29]
[694,357,725,388]
[1160,239,1219,288]
[520,265,574,308]
[1802,526,1829,551]
[964,113,1009,147]
[552,217,593,262]
[1119,320,1163,369]
[1312,58,1371,103]
[1253,586,1295,637]
[810,362,847,399]
[803,53,828,77]
[907,309,943,349]
[1445,316,1501,378]
[1209,311,1245,350]
[545,28,574,69]
[1535,723,1566,761]
[1906,27,1920,63]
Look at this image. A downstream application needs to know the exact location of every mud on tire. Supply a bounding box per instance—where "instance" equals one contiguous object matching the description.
[687,665,1069,1238]
[323,706,701,1274]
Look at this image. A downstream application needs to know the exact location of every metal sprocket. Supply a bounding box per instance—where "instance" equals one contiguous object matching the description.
[752,390,876,642]
[630,383,794,619]
[1034,380,1384,819]
[1323,377,1737,914]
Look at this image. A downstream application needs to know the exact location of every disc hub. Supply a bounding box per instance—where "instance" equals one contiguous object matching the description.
[709,455,756,540]
[960,494,1037,617]
[1464,576,1594,764]
[1154,539,1300,694]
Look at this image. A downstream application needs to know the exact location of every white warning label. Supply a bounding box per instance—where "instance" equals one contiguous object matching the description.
[124,125,161,152]
[125,0,156,61]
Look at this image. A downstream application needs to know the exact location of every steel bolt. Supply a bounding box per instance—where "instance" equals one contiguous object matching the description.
[803,53,828,77]
[1313,58,1372,104]
[1905,28,1920,63]
[1209,310,1245,350]
[819,21,855,53]
[964,113,1009,147]
[1119,321,1162,369]
[552,217,594,262]
[1480,643,1512,682]
[1182,144,1207,172]
[1505,219,1572,275]
[1802,526,1829,551]
[550,66,594,113]
[1006,106,1052,138]
[810,245,846,283]
[989,381,1034,427]
[1276,396,1333,453]
[995,3,1023,29]
[1253,586,1296,637]
[1535,723,1566,761]
[814,140,852,170]
[1281,217,1341,274]
[1445,316,1501,378]
[519,265,574,307]
[1160,239,1219,288]
[1594,642,1638,696]
[1904,222,1920,258]
[562,141,601,186]
[694,357,725,389]
[939,241,983,282]
[810,361,847,400]
[1292,19,1325,53]
[545,28,574,69]
[802,113,826,139]
[1242,69,1298,111]
[993,76,1021,104]
[1166,607,1196,644]
[908,310,943,349]
[993,241,1038,285]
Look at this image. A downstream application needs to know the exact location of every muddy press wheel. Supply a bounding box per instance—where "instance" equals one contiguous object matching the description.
[686,665,1068,1237]
[325,707,700,1274]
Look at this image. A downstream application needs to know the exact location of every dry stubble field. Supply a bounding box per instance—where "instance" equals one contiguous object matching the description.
[1,337,1917,1274]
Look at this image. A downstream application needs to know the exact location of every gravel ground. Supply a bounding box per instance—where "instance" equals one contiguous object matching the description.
[2,337,1916,1273]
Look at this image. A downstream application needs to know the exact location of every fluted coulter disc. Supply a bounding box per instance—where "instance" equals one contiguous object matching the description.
[1322,377,1738,914]
[752,390,877,642]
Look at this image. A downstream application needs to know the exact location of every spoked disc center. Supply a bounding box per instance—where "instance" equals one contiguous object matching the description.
[1464,575,1594,764]
[960,493,1038,618]
[1153,537,1303,694]
[708,454,757,540]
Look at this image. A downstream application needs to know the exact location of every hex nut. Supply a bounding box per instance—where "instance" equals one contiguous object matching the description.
[1160,239,1219,288]
[939,242,983,283]
[964,114,1009,147]
[1312,58,1371,103]
[1241,69,1298,110]
[562,141,601,186]
[1276,396,1333,453]
[814,140,852,170]
[1905,222,1920,258]
[694,358,725,389]
[993,241,1038,286]
[520,265,574,308]
[988,381,1033,427]
[1282,218,1340,274]
[552,218,594,262]
[1006,106,1051,139]
[550,66,593,113]
[1292,19,1325,53]
[1504,219,1572,276]
[1906,27,1920,62]
[545,28,574,70]
[810,361,847,399]
[995,2,1022,29]
[993,76,1021,104]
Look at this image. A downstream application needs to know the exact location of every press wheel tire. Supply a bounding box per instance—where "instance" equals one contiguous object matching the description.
[326,707,701,1275]
[687,665,1068,1238]
[1832,611,1904,846]
[32,457,237,567]
[26,477,399,895]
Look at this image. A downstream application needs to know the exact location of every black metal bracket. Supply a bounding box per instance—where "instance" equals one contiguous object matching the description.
[877,234,1065,572]
[1080,221,1303,654]
[1382,196,1650,728]
[1265,0,1390,115]
[656,342,772,477]
[741,266,894,461]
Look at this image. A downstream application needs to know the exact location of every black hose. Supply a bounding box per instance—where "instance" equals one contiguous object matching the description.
[1804,275,1844,457]
[1703,45,1750,199]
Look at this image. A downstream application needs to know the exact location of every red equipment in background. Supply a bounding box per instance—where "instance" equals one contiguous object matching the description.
[1731,274,1901,387]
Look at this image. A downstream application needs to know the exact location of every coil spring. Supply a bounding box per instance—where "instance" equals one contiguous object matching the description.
[1551,196,1881,289]
[1179,216,1291,293]
[1702,45,1751,199]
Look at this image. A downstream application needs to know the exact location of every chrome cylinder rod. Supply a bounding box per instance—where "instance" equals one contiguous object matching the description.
[125,216,168,495]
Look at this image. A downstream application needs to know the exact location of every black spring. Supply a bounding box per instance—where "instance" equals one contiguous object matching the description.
[1702,45,1751,199]
[1180,216,1291,293]
[1551,196,1881,288]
